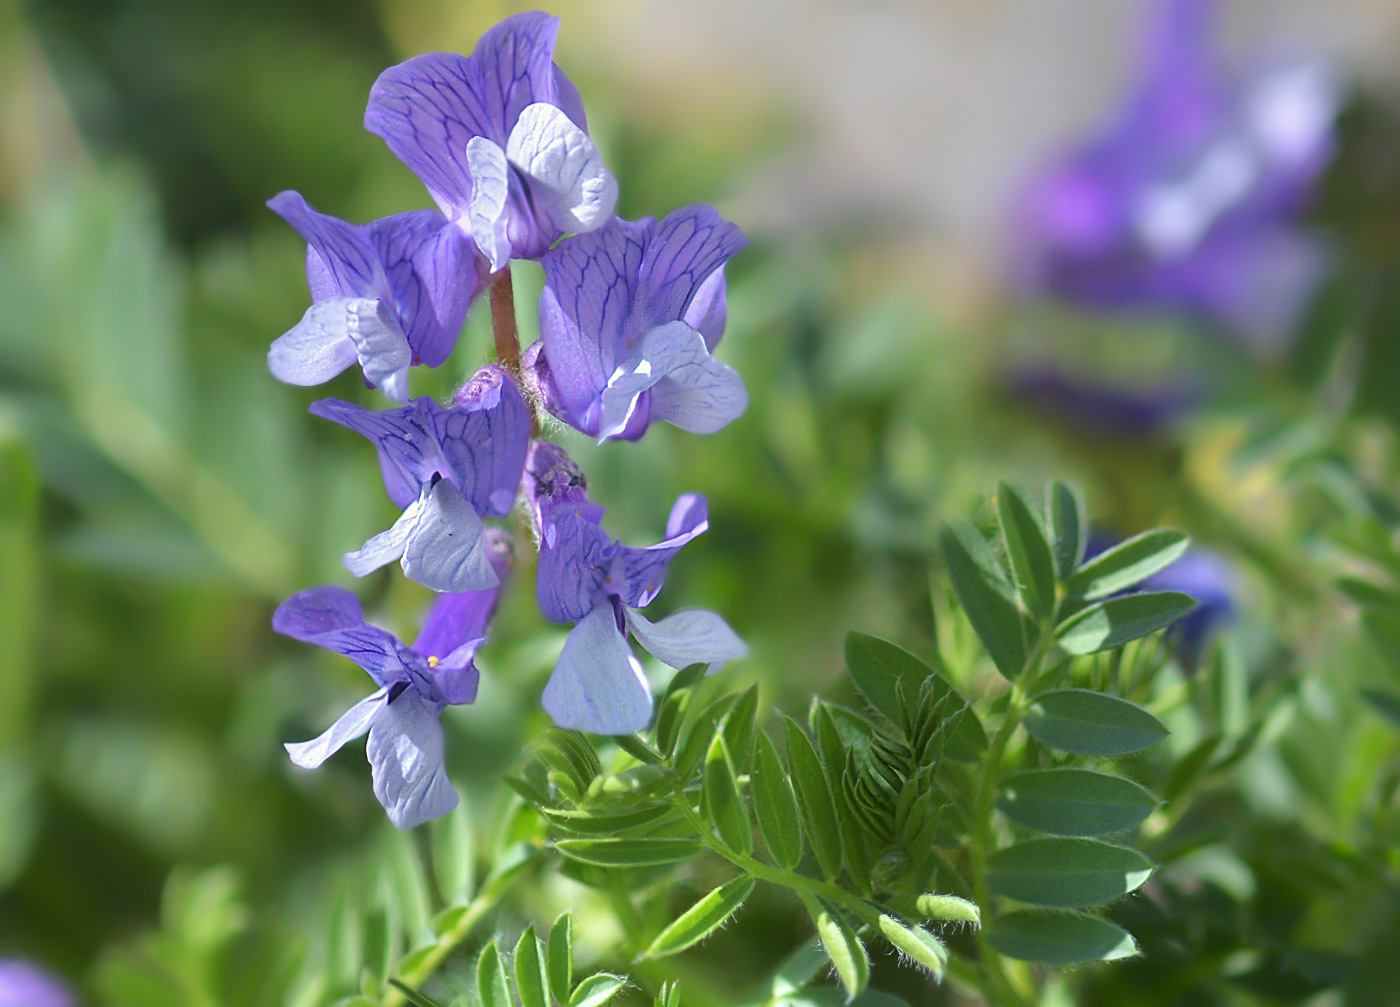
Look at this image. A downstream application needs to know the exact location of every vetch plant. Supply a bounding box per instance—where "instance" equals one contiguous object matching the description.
[264,11,1202,1006]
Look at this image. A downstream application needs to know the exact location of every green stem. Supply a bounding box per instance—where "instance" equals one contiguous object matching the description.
[382,880,513,1007]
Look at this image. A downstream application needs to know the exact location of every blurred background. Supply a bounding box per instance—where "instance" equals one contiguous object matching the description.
[5,0,1400,1004]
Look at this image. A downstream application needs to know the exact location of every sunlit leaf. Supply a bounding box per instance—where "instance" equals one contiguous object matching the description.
[988,838,1154,907]
[800,893,868,1000]
[940,522,1028,679]
[1055,592,1196,655]
[986,910,1139,964]
[1066,530,1190,601]
[1048,481,1086,583]
[644,876,756,958]
[702,733,753,855]
[997,481,1056,621]
[1024,690,1168,756]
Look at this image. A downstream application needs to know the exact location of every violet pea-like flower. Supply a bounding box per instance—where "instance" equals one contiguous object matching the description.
[365,11,617,272]
[277,534,512,828]
[524,442,746,734]
[266,191,479,401]
[524,205,749,441]
[312,365,529,593]
[1015,0,1340,347]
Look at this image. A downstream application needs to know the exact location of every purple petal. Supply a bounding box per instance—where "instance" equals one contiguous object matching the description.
[684,265,730,352]
[438,366,531,517]
[598,321,747,440]
[608,494,710,610]
[267,299,361,387]
[364,13,564,220]
[412,529,514,657]
[272,586,406,684]
[536,502,613,623]
[365,210,479,367]
[268,191,389,301]
[285,687,389,769]
[0,961,72,1007]
[367,689,458,828]
[635,204,747,338]
[542,604,652,734]
[311,397,447,510]
[625,607,747,675]
[401,479,498,593]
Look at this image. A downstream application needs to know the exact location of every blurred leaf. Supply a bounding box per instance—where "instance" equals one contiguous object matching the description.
[997,769,1158,837]
[1066,531,1190,600]
[0,434,37,748]
[1359,689,1400,732]
[387,980,447,1007]
[430,800,475,906]
[1055,592,1196,655]
[1024,690,1168,756]
[800,893,868,1000]
[940,521,1028,679]
[986,911,1138,964]
[644,876,755,958]
[997,481,1056,621]
[987,839,1153,908]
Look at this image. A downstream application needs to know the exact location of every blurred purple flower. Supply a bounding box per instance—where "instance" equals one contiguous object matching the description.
[266,191,479,401]
[1010,365,1197,438]
[1089,533,1236,666]
[1015,0,1340,348]
[523,206,748,441]
[0,961,71,1007]
[523,442,745,734]
[276,533,512,828]
[365,11,617,272]
[311,366,530,593]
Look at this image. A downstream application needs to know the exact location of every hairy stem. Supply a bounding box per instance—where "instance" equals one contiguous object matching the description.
[489,266,542,438]
[382,877,514,1007]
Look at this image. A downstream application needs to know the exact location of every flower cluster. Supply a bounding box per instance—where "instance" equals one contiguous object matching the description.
[269,12,747,828]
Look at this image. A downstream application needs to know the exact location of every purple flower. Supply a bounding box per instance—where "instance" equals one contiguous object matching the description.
[1010,365,1197,438]
[267,191,479,401]
[523,442,745,734]
[0,961,71,1007]
[524,206,748,441]
[277,534,512,828]
[365,12,616,271]
[1015,0,1339,347]
[312,366,530,593]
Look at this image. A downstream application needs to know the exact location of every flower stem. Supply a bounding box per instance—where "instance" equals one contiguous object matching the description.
[489,266,542,437]
[382,877,513,1007]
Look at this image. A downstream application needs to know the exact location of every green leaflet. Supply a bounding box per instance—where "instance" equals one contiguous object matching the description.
[540,802,679,837]
[914,893,980,926]
[514,925,550,1007]
[548,913,573,1003]
[752,731,804,870]
[1024,689,1169,756]
[1066,529,1191,600]
[783,716,844,881]
[940,521,1029,679]
[876,914,947,977]
[569,973,628,1007]
[1048,480,1086,582]
[800,893,869,1000]
[998,768,1158,836]
[702,733,753,855]
[553,837,703,868]
[644,876,756,957]
[1055,591,1197,655]
[987,838,1154,907]
[987,910,1139,964]
[476,939,510,1007]
[997,481,1056,621]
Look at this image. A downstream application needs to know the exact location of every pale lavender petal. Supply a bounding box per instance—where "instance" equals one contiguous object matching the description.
[345,490,428,577]
[466,136,513,270]
[268,190,389,300]
[343,298,412,402]
[401,479,497,592]
[285,687,390,769]
[412,530,513,659]
[364,13,564,219]
[311,397,448,510]
[506,102,617,236]
[273,586,407,683]
[438,366,531,517]
[366,210,478,367]
[625,607,747,675]
[367,689,458,828]
[598,321,747,440]
[538,218,649,431]
[0,961,72,1007]
[608,493,709,610]
[634,204,747,336]
[542,604,652,734]
[267,299,360,387]
[684,265,730,352]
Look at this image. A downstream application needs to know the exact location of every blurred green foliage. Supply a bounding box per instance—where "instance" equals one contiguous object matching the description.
[3,1,1400,1005]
